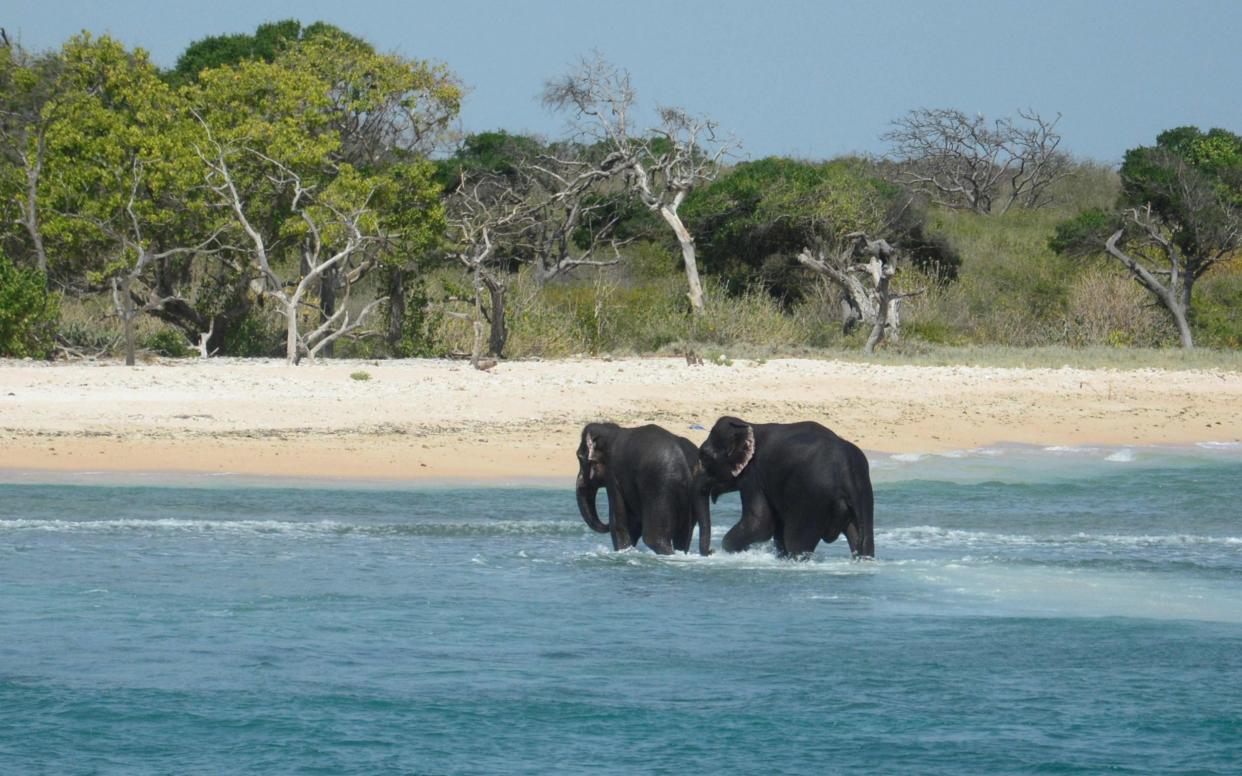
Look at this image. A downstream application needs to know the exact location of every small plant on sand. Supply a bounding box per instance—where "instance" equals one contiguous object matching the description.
[350,370,372,381]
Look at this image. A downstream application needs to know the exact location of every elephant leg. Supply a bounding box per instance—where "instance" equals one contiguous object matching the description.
[836,498,869,558]
[826,498,851,551]
[607,487,635,551]
[642,501,677,555]
[672,511,693,553]
[722,491,775,553]
[781,515,823,560]
[844,522,861,556]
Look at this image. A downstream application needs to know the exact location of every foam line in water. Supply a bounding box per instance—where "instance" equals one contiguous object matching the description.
[0,517,588,538]
[881,525,1242,548]
[574,545,875,574]
[882,558,1242,624]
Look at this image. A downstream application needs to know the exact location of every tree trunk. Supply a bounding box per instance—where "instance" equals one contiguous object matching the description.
[1170,280,1194,349]
[123,285,137,367]
[1104,228,1195,349]
[482,274,507,357]
[862,246,898,355]
[319,263,338,358]
[864,272,892,355]
[659,206,704,315]
[285,300,299,365]
[22,160,48,278]
[385,267,407,351]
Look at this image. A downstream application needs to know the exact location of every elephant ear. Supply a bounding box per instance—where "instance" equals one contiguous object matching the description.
[585,426,609,476]
[727,422,755,477]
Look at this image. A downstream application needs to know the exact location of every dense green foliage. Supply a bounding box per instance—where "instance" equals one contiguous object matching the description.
[0,252,60,358]
[167,19,363,84]
[684,157,958,302]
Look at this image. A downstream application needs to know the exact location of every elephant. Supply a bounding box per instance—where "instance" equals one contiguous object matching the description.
[697,416,874,559]
[576,423,712,555]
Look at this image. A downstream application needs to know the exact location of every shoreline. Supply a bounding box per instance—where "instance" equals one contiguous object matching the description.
[2,440,1241,490]
[3,357,1240,482]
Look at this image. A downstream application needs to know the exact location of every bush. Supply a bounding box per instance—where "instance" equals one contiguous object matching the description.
[1062,267,1173,347]
[221,311,284,357]
[142,328,193,357]
[0,255,60,359]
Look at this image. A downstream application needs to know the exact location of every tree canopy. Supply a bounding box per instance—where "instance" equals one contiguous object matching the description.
[684,157,957,301]
[1052,126,1242,348]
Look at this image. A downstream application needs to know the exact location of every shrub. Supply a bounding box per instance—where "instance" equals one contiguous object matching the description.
[1062,267,1173,347]
[221,311,284,357]
[0,255,60,359]
[142,328,192,357]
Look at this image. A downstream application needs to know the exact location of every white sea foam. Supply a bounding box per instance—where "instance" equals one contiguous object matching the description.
[0,517,586,537]
[1105,448,1136,462]
[879,525,1242,549]
[890,453,926,462]
[576,544,872,574]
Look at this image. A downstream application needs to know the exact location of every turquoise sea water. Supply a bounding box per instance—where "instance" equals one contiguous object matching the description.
[2,444,1241,774]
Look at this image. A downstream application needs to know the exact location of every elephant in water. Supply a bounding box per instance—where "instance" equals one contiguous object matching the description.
[576,423,712,555]
[698,416,874,559]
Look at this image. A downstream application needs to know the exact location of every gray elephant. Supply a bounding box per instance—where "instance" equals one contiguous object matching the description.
[698,416,874,558]
[576,423,712,555]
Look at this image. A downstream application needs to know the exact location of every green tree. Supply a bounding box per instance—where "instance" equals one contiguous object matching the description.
[167,19,357,85]
[273,27,459,354]
[684,157,955,297]
[0,36,66,276]
[1052,127,1242,348]
[190,34,455,362]
[37,34,221,364]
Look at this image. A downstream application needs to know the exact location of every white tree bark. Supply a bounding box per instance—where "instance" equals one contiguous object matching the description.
[797,234,909,354]
[542,56,735,316]
[197,131,382,364]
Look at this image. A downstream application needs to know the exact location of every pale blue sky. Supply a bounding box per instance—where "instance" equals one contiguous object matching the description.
[7,0,1241,163]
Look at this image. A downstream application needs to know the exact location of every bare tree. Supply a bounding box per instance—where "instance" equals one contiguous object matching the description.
[543,55,734,314]
[443,159,626,367]
[797,232,920,354]
[883,108,1071,215]
[443,173,529,366]
[524,151,630,282]
[198,134,385,364]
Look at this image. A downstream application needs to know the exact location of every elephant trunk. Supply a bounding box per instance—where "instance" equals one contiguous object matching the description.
[576,475,609,533]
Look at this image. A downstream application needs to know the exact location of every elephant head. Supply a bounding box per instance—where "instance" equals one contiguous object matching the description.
[698,416,755,502]
[576,422,619,533]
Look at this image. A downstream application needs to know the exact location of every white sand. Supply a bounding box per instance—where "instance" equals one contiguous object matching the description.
[2,356,1239,480]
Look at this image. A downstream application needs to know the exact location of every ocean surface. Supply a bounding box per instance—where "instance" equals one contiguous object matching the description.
[2,444,1241,775]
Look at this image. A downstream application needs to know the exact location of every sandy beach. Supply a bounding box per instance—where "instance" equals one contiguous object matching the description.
[1,356,1239,482]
